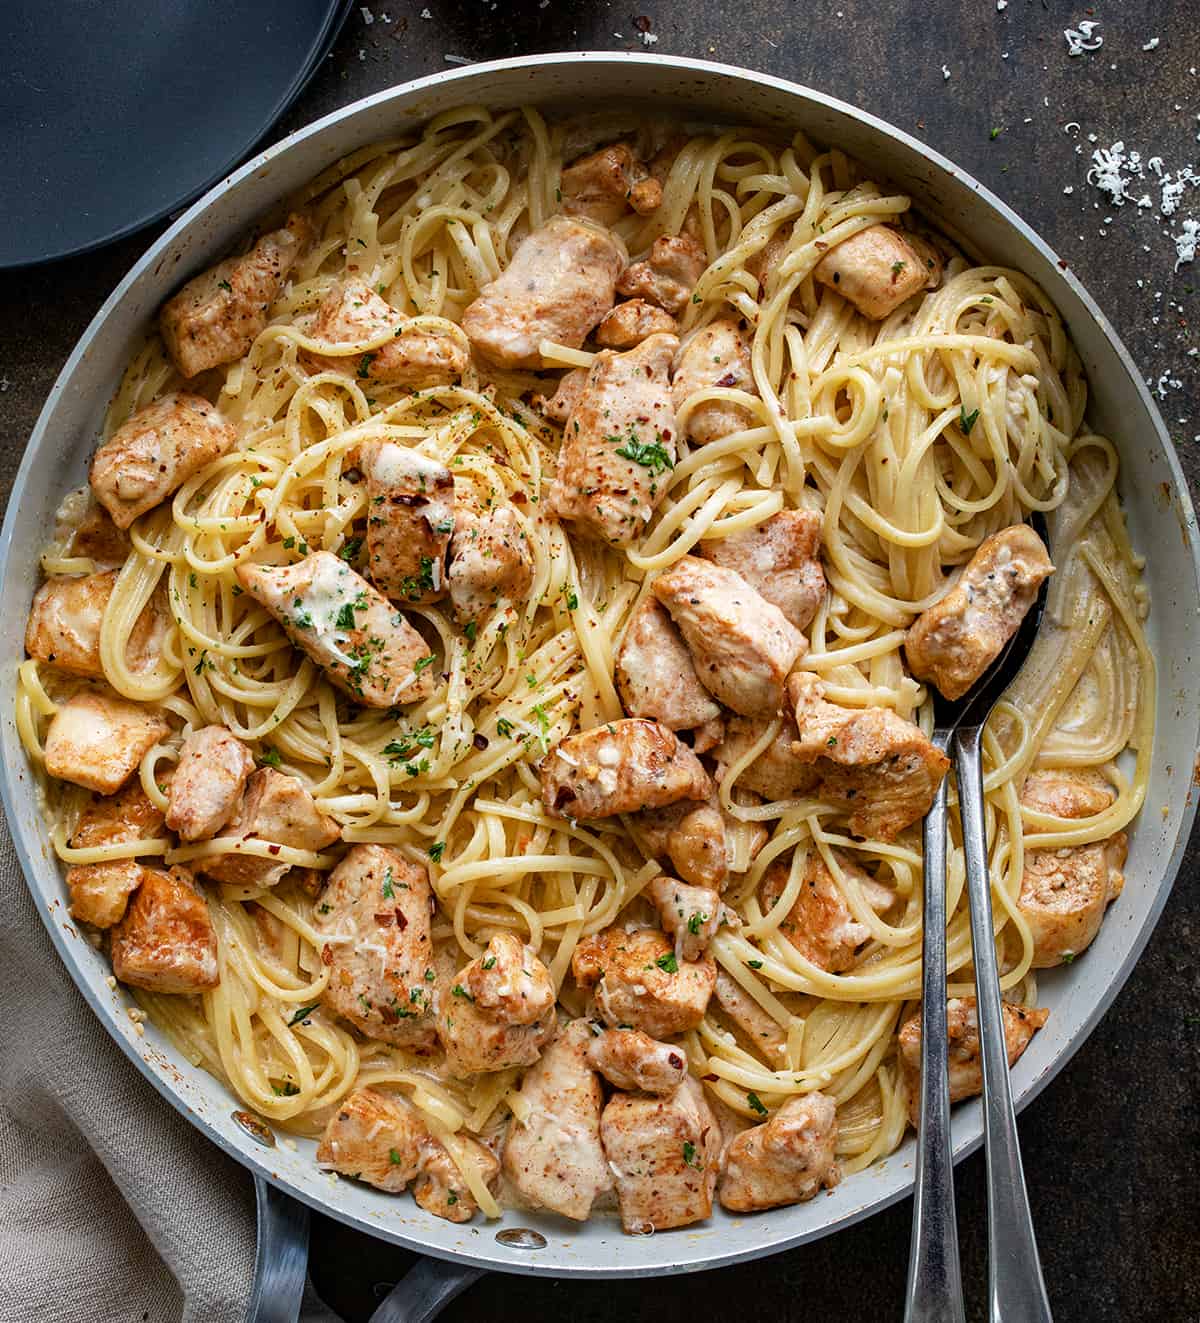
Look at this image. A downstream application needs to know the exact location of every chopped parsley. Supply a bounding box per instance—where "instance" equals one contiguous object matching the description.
[1061,951,1076,964]
[747,959,764,970]
[655,952,679,974]
[282,536,295,550]
[335,601,358,630]
[413,654,437,674]
[357,353,375,378]
[188,572,198,588]
[339,537,363,563]
[258,747,282,770]
[615,438,674,475]
[565,590,578,610]
[389,1148,404,1165]
[288,1003,320,1026]
[891,260,906,277]
[428,842,445,862]
[451,984,474,1001]
[271,1082,300,1096]
[381,868,395,899]
[747,1091,768,1117]
[446,1192,458,1206]
[398,556,435,600]
[532,703,551,749]
[687,911,708,935]
[384,727,436,761]
[482,956,497,970]
[464,620,477,644]
[217,279,232,292]
[682,1140,702,1170]
[496,717,515,738]
[990,126,1003,140]
[960,406,981,436]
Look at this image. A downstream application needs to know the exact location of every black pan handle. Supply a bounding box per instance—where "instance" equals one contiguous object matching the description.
[368,1258,485,1323]
[247,1177,311,1323]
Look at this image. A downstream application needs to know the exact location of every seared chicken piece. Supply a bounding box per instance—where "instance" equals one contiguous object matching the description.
[1018,770,1126,967]
[159,213,312,377]
[585,1026,688,1095]
[533,367,588,425]
[313,845,438,1049]
[646,875,732,962]
[899,997,1049,1124]
[317,1087,498,1222]
[616,235,707,314]
[713,714,821,801]
[303,277,466,387]
[561,143,662,226]
[197,768,339,888]
[236,552,437,709]
[594,299,677,349]
[547,332,679,548]
[165,725,255,842]
[759,851,894,973]
[502,1019,612,1221]
[110,865,219,993]
[540,718,712,820]
[572,927,716,1037]
[25,570,168,678]
[614,598,721,732]
[438,933,557,1077]
[653,556,807,718]
[90,394,237,530]
[905,525,1054,701]
[787,671,950,840]
[461,216,624,369]
[447,507,533,623]
[65,780,167,929]
[356,443,455,605]
[718,1092,841,1212]
[69,500,131,568]
[43,690,170,795]
[700,509,826,631]
[813,224,942,321]
[671,317,759,445]
[600,1076,721,1233]
[713,969,787,1063]
[635,797,727,891]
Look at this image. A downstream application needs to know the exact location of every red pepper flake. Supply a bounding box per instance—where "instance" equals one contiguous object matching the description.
[374,912,395,926]
[395,909,409,930]
[321,944,333,966]
[267,843,282,855]
[634,15,652,32]
[715,373,737,388]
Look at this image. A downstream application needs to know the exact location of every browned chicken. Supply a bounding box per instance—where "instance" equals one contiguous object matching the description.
[634,797,727,891]
[236,552,438,709]
[69,501,131,568]
[313,845,438,1049]
[617,235,707,313]
[110,865,219,993]
[905,525,1054,701]
[303,277,466,386]
[356,442,455,605]
[718,1092,841,1212]
[646,875,732,962]
[24,570,169,678]
[813,224,942,321]
[600,1077,722,1233]
[594,299,677,348]
[1018,770,1126,967]
[585,1025,688,1095]
[502,1019,612,1221]
[561,143,662,226]
[787,671,950,840]
[461,216,624,368]
[90,394,237,530]
[899,997,1048,1124]
[160,213,313,377]
[713,969,787,1063]
[437,933,557,1076]
[533,367,588,425]
[65,781,167,929]
[572,927,716,1037]
[614,597,721,733]
[165,725,255,842]
[540,718,712,820]
[671,317,760,445]
[447,507,533,623]
[700,509,826,631]
[43,690,170,795]
[546,332,679,548]
[653,556,807,718]
[713,714,821,801]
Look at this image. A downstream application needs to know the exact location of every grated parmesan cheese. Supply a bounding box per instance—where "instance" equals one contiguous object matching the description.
[1174,218,1199,269]
[1064,20,1103,57]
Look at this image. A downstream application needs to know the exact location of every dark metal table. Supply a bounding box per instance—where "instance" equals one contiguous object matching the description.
[1,3,1195,1319]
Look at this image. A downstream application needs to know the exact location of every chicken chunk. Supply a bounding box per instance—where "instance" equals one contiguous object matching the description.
[899,997,1049,1124]
[43,690,170,795]
[540,718,712,820]
[759,851,895,973]
[438,933,557,1077]
[700,510,826,632]
[653,556,807,718]
[461,216,624,369]
[561,143,662,226]
[713,969,787,1064]
[718,1092,841,1212]
[303,277,466,387]
[585,1026,688,1095]
[447,507,533,623]
[572,927,716,1037]
[671,317,759,445]
[594,299,677,349]
[787,671,950,840]
[502,1019,612,1221]
[159,213,312,377]
[905,525,1054,701]
[533,367,588,425]
[413,1137,500,1224]
[616,235,707,314]
[646,875,732,962]
[713,714,821,801]
[24,570,169,678]
[90,394,237,530]
[600,1077,721,1234]
[165,725,255,842]
[813,224,942,321]
[69,501,130,568]
[1018,770,1126,967]
[236,552,437,709]
[634,798,727,891]
[110,865,219,993]
[313,845,438,1049]
[65,781,167,929]
[197,767,340,888]
[546,332,679,548]
[614,598,721,732]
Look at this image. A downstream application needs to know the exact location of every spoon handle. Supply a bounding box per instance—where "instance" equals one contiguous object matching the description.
[955,724,1053,1323]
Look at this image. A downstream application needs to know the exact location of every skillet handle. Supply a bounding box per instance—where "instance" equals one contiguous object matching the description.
[246,1176,311,1323]
[369,1258,485,1323]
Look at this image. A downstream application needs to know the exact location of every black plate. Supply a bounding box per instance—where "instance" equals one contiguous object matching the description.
[0,0,350,269]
